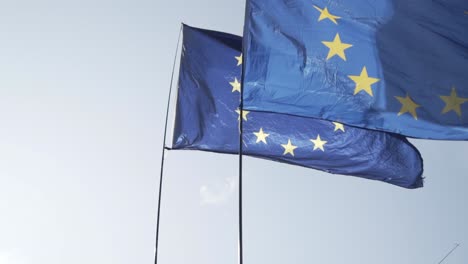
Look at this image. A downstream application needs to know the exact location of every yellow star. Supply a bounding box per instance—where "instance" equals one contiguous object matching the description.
[395,94,420,120]
[313,5,341,24]
[310,135,327,152]
[348,67,380,96]
[229,78,241,93]
[235,53,243,66]
[235,108,249,121]
[440,87,468,117]
[281,139,297,156]
[253,128,270,144]
[332,122,345,132]
[321,33,353,61]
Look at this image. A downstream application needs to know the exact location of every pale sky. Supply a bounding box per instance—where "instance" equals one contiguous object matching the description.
[0,1,467,264]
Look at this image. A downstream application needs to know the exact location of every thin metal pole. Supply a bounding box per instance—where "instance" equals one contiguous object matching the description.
[154,24,183,264]
[238,86,244,264]
[238,37,247,264]
[437,243,460,264]
[238,1,253,261]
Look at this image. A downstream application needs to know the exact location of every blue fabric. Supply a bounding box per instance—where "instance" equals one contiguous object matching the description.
[242,0,468,140]
[173,25,423,189]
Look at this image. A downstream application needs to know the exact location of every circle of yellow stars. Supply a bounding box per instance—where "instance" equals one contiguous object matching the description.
[230,52,347,157]
[312,5,467,121]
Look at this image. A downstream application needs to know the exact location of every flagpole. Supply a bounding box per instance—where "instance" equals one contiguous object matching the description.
[154,24,183,264]
[237,0,255,261]
[238,78,245,264]
[238,34,247,264]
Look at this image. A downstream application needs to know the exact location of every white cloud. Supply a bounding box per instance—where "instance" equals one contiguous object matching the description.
[200,176,236,206]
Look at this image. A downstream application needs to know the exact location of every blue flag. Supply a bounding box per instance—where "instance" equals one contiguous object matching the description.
[242,0,468,140]
[173,25,423,188]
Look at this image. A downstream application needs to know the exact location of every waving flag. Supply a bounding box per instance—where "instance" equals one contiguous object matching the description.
[242,0,468,140]
[172,25,423,188]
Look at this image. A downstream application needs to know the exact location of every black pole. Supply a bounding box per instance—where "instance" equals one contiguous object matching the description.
[238,103,244,264]
[238,35,247,264]
[154,24,183,264]
[238,84,244,264]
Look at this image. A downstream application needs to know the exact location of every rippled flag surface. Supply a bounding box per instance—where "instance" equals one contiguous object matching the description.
[172,24,423,188]
[242,0,468,140]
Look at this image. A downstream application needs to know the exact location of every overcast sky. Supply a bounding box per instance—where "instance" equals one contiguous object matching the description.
[0,0,466,264]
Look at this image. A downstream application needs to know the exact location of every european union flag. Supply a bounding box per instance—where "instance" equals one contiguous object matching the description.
[242,0,468,140]
[172,25,423,188]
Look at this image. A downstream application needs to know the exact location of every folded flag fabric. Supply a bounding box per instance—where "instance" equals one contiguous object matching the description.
[172,24,423,188]
[242,0,468,140]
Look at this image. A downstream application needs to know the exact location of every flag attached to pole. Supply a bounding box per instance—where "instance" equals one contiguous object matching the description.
[173,24,423,188]
[242,0,468,140]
